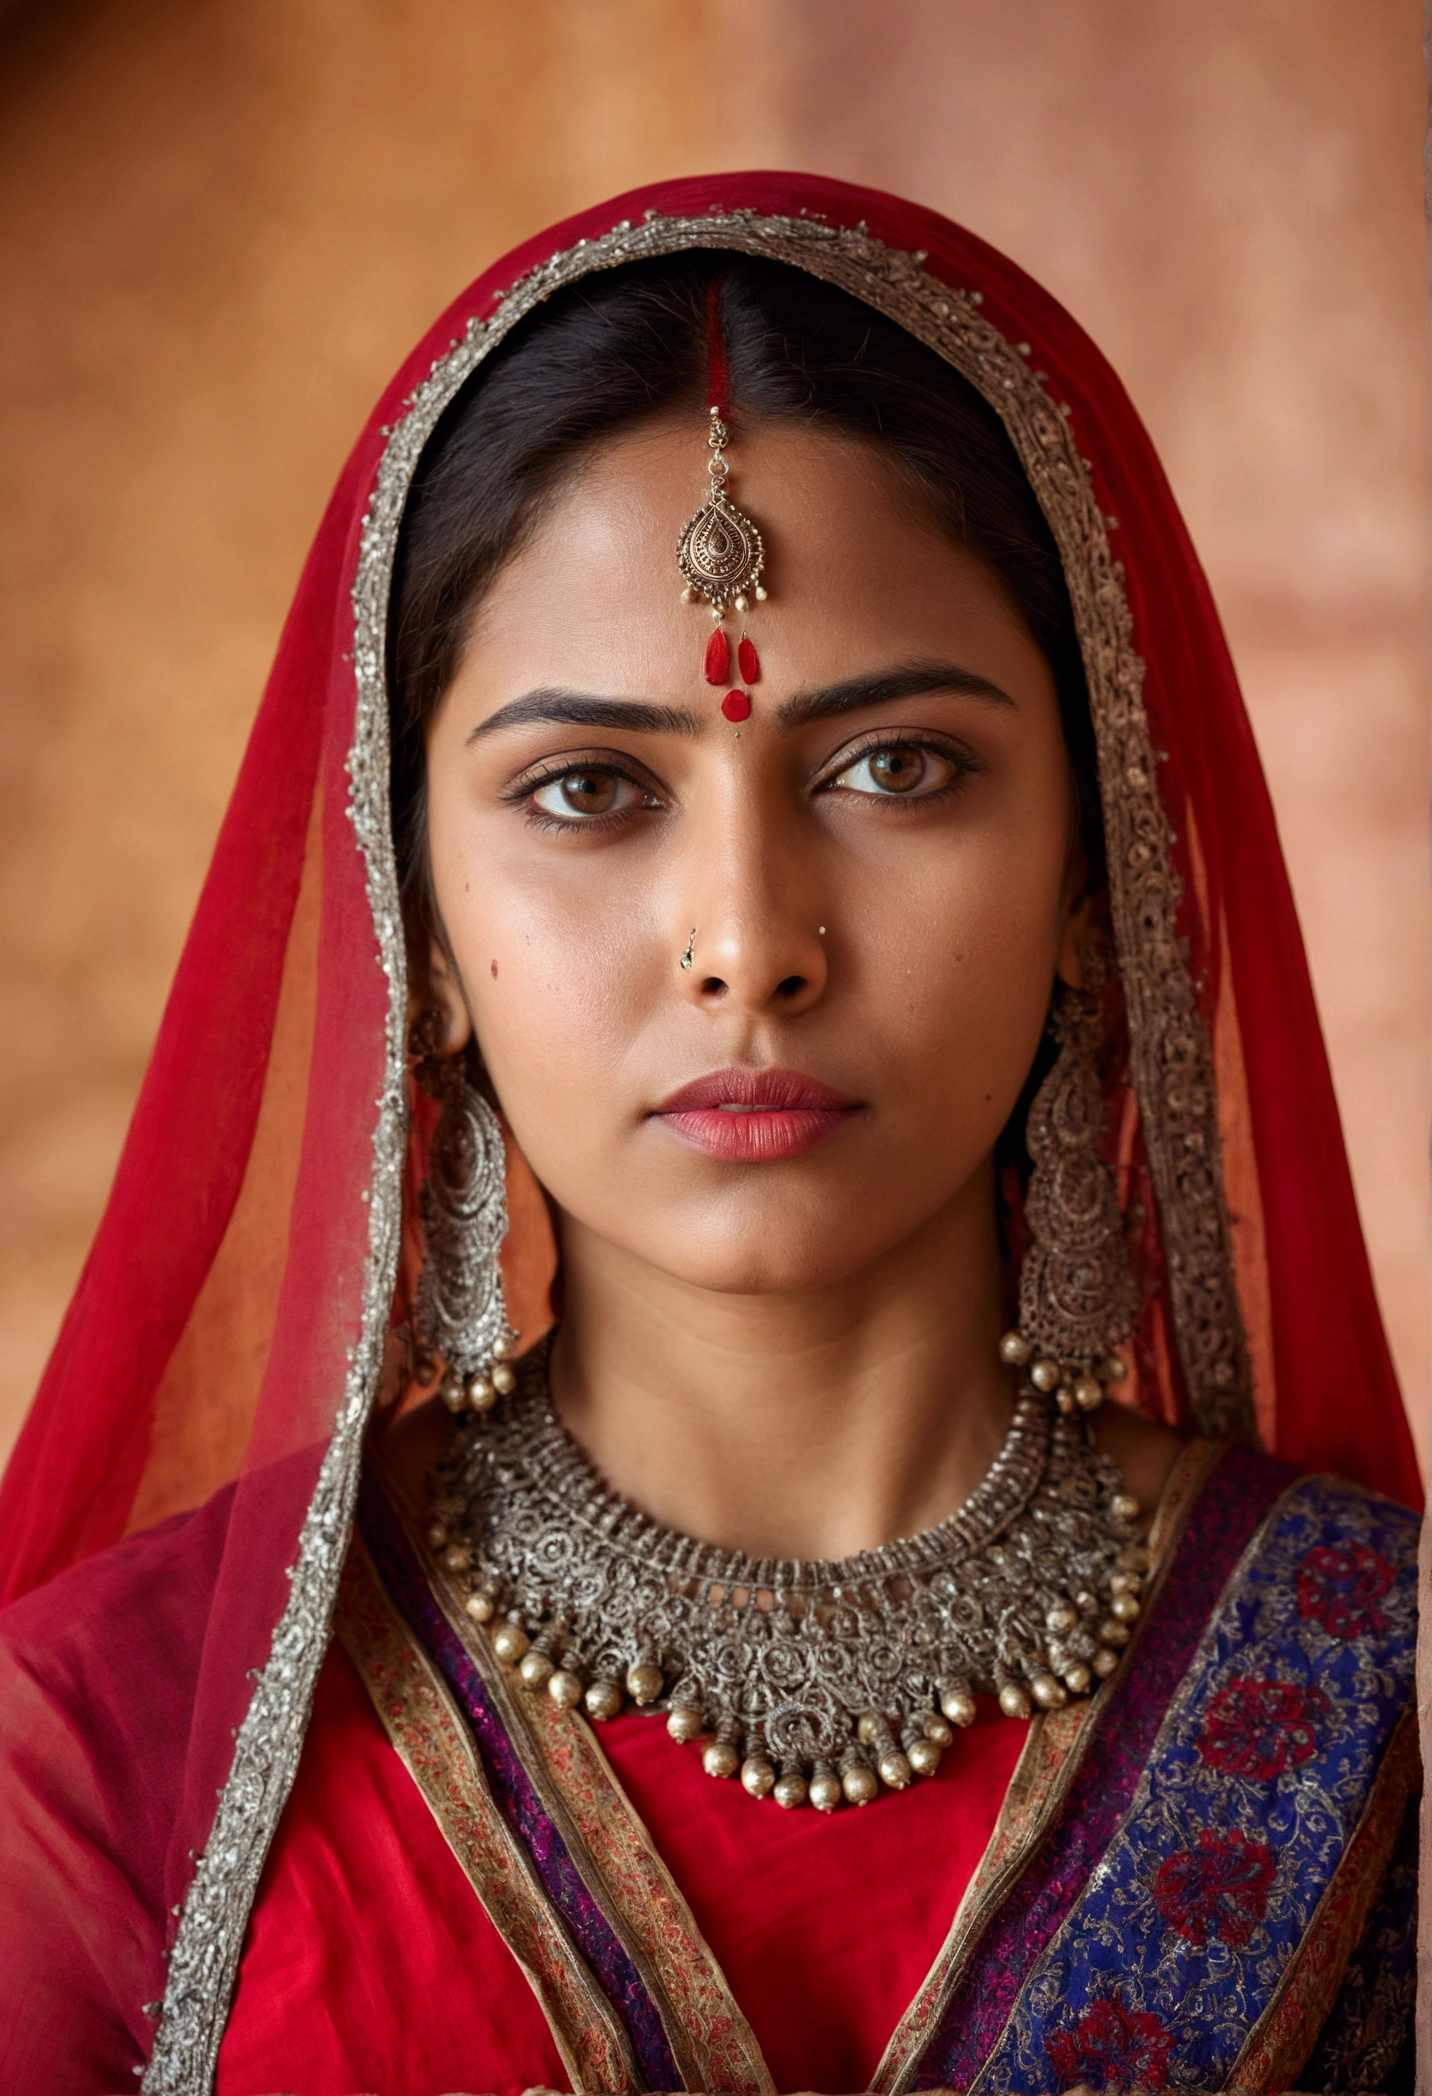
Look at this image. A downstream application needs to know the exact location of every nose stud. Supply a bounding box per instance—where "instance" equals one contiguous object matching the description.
[680,929,697,971]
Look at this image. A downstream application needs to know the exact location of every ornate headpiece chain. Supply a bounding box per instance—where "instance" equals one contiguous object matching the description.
[676,281,767,724]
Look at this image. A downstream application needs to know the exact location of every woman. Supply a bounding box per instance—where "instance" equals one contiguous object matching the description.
[0,171,1420,2096]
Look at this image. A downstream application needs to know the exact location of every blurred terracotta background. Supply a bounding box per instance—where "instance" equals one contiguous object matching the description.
[0,0,1427,1465]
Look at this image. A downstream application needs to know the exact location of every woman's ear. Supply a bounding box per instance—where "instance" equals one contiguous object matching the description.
[408,932,473,1054]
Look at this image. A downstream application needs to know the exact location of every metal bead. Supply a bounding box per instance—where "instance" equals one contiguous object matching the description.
[741,1755,776,1798]
[1093,1646,1121,1678]
[626,1661,663,1705]
[877,1750,912,1791]
[518,1649,554,1689]
[491,1335,514,1360]
[464,1591,495,1623]
[1100,1617,1132,1647]
[842,1763,879,1805]
[773,1770,808,1809]
[440,1544,471,1574]
[1062,1662,1093,1695]
[1116,1543,1152,1572]
[940,1686,977,1728]
[1111,1491,1141,1522]
[666,1706,705,1743]
[681,584,698,603]
[1110,1592,1141,1624]
[809,1768,844,1813]
[998,1329,1034,1366]
[1030,1673,1068,1711]
[466,1375,497,1412]
[1101,1353,1129,1382]
[1056,1387,1077,1416]
[924,1713,954,1748]
[907,1737,942,1777]
[584,1678,623,1722]
[703,1740,740,1779]
[1110,1571,1142,1596]
[492,1620,530,1664]
[548,1668,584,1708]
[426,1522,449,1550]
[856,1712,886,1747]
[440,1378,467,1414]
[1073,1375,1104,1413]
[733,593,749,613]
[491,1362,517,1396]
[999,1683,1034,1720]
[754,584,768,601]
[1029,1357,1061,1393]
[1046,1602,1079,1635]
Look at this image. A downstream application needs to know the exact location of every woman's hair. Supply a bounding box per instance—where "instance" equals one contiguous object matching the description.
[387,251,1101,929]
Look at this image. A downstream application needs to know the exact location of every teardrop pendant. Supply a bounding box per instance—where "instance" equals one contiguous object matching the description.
[705,628,730,685]
[721,689,751,723]
[737,635,760,684]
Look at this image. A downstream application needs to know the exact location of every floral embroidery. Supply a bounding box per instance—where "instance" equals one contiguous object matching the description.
[1296,1540,1395,1639]
[1152,1828,1275,1948]
[1046,1997,1175,2091]
[1197,1675,1330,1779]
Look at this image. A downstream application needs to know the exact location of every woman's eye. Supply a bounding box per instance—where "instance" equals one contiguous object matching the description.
[530,768,644,820]
[830,745,953,797]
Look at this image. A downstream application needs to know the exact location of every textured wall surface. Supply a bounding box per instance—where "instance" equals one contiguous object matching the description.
[1,0,1426,1463]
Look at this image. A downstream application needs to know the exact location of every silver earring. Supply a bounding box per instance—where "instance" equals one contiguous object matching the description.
[999,966,1137,1416]
[411,1012,519,1414]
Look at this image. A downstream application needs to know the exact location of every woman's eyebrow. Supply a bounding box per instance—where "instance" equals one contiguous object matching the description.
[467,690,703,743]
[777,662,1015,729]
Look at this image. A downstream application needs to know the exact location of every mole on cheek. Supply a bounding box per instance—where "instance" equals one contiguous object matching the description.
[490,960,498,979]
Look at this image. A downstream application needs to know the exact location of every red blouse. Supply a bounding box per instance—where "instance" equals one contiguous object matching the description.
[218,1645,1026,2096]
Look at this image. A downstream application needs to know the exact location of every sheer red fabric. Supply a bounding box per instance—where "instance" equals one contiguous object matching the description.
[0,170,1418,2088]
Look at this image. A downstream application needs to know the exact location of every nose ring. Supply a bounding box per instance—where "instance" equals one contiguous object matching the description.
[680,929,697,971]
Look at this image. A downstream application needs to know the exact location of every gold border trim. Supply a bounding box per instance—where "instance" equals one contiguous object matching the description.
[336,1536,643,2095]
[384,1466,776,2096]
[1227,1707,1420,2094]
[872,1435,1223,2094]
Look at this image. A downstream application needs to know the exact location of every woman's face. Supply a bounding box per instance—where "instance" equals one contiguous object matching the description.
[424,416,1084,1296]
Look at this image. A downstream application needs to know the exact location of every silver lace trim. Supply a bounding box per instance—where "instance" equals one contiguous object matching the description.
[146,203,1253,2086]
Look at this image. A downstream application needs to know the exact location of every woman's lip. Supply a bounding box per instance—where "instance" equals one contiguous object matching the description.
[654,1067,860,1114]
[652,1068,861,1163]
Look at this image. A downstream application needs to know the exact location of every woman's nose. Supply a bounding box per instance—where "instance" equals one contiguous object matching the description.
[676,829,828,1017]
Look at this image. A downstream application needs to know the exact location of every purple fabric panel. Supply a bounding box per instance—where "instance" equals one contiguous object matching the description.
[358,1475,683,2093]
[913,1444,1292,2088]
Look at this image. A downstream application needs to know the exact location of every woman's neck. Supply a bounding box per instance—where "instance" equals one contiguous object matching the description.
[549,1168,1013,1562]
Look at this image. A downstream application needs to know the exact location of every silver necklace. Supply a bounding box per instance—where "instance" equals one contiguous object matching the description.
[425,1344,1148,1812]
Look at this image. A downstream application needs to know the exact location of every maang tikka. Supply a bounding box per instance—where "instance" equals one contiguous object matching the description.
[999,960,1139,1415]
[410,1010,520,1414]
[677,281,766,725]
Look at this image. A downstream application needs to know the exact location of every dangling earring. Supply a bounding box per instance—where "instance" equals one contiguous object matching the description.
[410,1010,519,1414]
[999,964,1137,1415]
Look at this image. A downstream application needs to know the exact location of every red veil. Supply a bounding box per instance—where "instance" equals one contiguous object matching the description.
[0,172,1417,2090]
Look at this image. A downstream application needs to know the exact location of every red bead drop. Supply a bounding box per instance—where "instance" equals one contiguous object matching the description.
[704,628,730,685]
[737,636,760,684]
[721,689,751,722]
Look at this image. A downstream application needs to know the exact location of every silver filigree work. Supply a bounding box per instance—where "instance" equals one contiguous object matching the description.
[1015,976,1139,1397]
[427,1348,1147,1811]
[147,203,1255,2085]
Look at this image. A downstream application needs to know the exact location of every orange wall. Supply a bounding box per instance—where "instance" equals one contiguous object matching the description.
[1,0,1425,1461]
